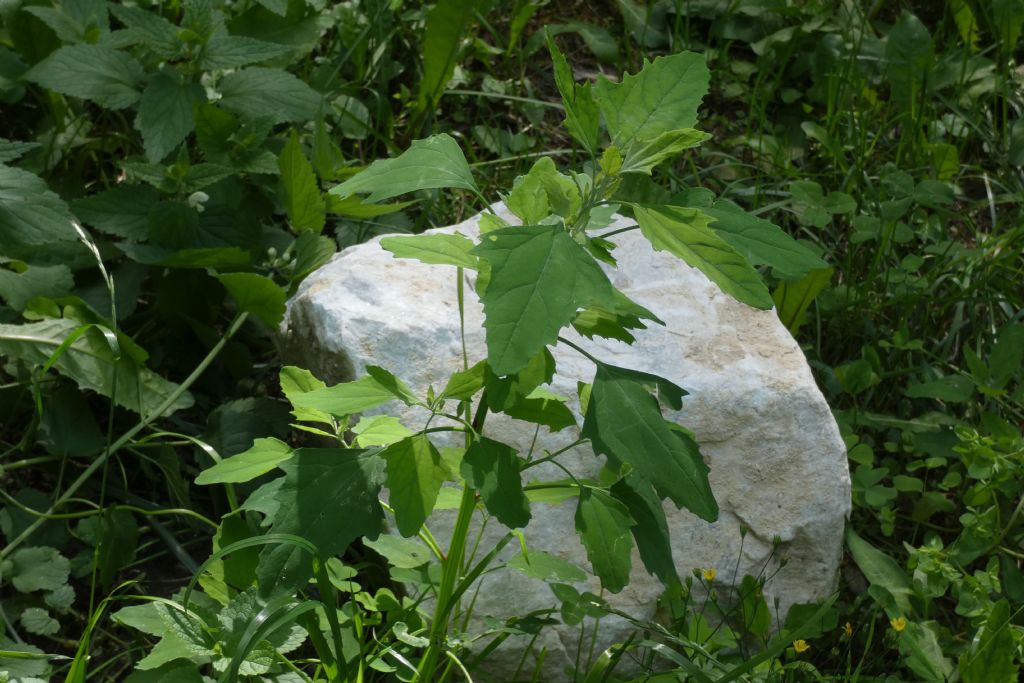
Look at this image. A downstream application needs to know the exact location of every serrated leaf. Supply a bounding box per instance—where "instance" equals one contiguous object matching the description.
[473,225,614,375]
[701,200,827,278]
[415,0,479,114]
[594,51,709,145]
[26,44,144,109]
[108,5,181,58]
[460,437,530,528]
[546,32,599,152]
[9,547,70,593]
[196,437,294,485]
[0,138,40,163]
[353,415,414,447]
[620,128,709,174]
[363,535,433,569]
[365,365,418,405]
[279,365,331,423]
[502,388,577,432]
[71,185,159,240]
[0,264,74,311]
[0,319,193,417]
[216,273,286,327]
[572,286,663,344]
[135,73,203,162]
[289,374,398,417]
[772,267,833,333]
[0,165,77,248]
[632,204,773,310]
[330,134,478,203]
[248,449,385,596]
[19,608,58,636]
[218,67,320,123]
[44,584,75,613]
[575,488,634,593]
[582,362,716,520]
[200,33,292,70]
[441,360,486,400]
[382,435,446,537]
[381,233,478,269]
[278,130,325,233]
[507,550,587,582]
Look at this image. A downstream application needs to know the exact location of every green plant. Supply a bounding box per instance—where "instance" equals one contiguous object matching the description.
[107,30,829,682]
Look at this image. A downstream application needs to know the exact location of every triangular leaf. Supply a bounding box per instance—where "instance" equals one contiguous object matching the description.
[460,437,531,528]
[610,473,678,584]
[278,130,325,233]
[135,73,204,162]
[0,165,77,248]
[381,233,478,269]
[575,488,634,593]
[26,44,145,109]
[382,435,447,537]
[195,437,294,485]
[218,67,321,123]
[216,273,286,327]
[289,375,398,417]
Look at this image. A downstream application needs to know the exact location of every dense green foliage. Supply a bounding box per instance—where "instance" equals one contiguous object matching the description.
[1,1,1022,682]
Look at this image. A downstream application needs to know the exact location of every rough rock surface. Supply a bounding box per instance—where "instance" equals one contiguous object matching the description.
[280,204,851,680]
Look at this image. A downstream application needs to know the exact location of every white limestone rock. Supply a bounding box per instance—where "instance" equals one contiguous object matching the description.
[280,204,851,681]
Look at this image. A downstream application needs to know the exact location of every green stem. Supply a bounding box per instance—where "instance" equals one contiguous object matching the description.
[0,312,248,561]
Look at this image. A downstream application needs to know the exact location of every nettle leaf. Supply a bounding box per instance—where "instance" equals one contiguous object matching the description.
[0,319,194,417]
[196,437,294,485]
[620,128,709,175]
[594,50,709,145]
[279,365,331,423]
[632,204,773,310]
[200,32,292,70]
[108,5,181,59]
[507,157,582,222]
[26,44,145,109]
[278,130,325,233]
[216,273,286,327]
[8,547,70,593]
[460,437,531,528]
[288,374,399,417]
[611,473,678,584]
[572,287,663,344]
[473,225,614,376]
[575,488,635,593]
[582,362,717,521]
[502,388,577,432]
[441,360,487,401]
[696,200,827,279]
[547,32,600,152]
[382,435,447,537]
[330,134,479,203]
[352,415,413,447]
[135,73,204,163]
[0,264,74,311]
[20,607,59,636]
[0,164,77,248]
[381,233,479,270]
[218,67,321,123]
[72,185,159,241]
[247,449,385,596]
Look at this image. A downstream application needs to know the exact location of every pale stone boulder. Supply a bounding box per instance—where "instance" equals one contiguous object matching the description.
[280,204,851,680]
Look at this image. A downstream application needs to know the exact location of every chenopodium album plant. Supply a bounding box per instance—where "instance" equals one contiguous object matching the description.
[113,38,826,682]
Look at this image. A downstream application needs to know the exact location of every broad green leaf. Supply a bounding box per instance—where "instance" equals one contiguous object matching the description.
[594,51,709,145]
[382,435,446,537]
[71,185,159,240]
[290,231,336,288]
[217,589,306,676]
[885,12,933,113]
[789,180,856,227]
[278,130,325,233]
[0,264,74,311]
[25,44,144,109]
[610,474,678,584]
[485,347,556,412]
[899,621,953,682]
[216,273,286,327]
[473,225,614,375]
[199,510,261,604]
[365,366,418,405]
[0,640,48,679]
[76,508,139,590]
[632,205,773,310]
[501,388,577,432]
[460,437,531,528]
[196,437,294,485]
[582,362,716,520]
[441,360,486,400]
[108,5,181,58]
[507,550,587,582]
[959,599,1018,683]
[507,164,551,224]
[279,365,330,423]
[546,32,600,152]
[20,608,58,636]
[8,547,70,592]
[990,323,1024,387]
[507,157,581,221]
[0,138,40,163]
[772,267,833,333]
[326,194,416,218]
[845,528,914,615]
[289,375,396,417]
[0,319,193,417]
[199,33,292,70]
[620,128,709,175]
[135,73,204,162]
[701,201,827,278]
[575,488,634,593]
[218,67,321,123]
[572,287,663,344]
[381,233,478,269]
[248,449,385,596]
[352,415,414,447]
[124,661,204,683]
[905,375,974,403]
[330,134,478,203]
[363,535,433,569]
[738,575,772,638]
[0,165,77,248]
[416,0,480,113]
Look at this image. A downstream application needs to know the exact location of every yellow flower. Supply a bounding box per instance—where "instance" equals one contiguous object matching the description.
[890,616,907,633]
[793,639,810,653]
[842,621,853,638]
[702,567,716,582]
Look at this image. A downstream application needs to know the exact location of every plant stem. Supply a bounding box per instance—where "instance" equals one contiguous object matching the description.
[0,312,248,561]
